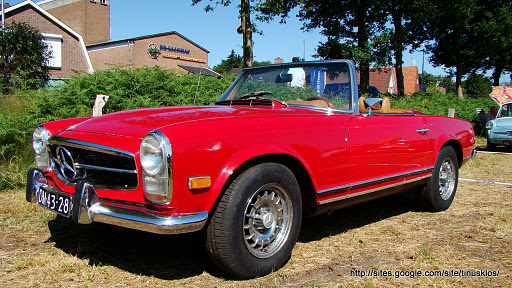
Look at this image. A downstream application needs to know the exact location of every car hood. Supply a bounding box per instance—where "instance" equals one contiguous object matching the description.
[67,105,303,138]
[494,117,512,127]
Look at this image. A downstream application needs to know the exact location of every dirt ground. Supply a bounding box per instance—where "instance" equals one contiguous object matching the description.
[1,150,511,287]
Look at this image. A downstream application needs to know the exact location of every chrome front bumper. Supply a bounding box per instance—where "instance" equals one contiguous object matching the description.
[26,168,208,235]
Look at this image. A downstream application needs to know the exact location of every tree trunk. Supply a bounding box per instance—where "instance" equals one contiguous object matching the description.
[492,64,503,86]
[357,5,369,95]
[456,64,463,98]
[391,7,405,96]
[241,0,253,68]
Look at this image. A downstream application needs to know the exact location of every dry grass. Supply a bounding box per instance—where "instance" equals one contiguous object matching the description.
[1,145,511,287]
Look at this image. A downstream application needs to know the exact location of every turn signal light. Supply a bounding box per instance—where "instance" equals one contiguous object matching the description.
[188,176,211,190]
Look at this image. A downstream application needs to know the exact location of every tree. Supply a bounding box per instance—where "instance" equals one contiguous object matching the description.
[213,50,243,73]
[480,0,512,86]
[213,50,272,74]
[257,0,392,95]
[428,0,488,98]
[192,0,255,67]
[0,22,50,92]
[464,73,492,98]
[383,0,434,96]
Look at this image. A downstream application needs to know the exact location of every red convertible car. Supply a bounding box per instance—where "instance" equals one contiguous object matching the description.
[27,60,475,278]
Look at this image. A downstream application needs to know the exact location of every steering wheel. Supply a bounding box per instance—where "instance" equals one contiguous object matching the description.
[306,97,335,109]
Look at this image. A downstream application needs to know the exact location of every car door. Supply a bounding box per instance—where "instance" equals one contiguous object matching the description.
[347,113,431,194]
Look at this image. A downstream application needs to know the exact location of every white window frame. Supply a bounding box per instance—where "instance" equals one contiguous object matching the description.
[42,33,63,69]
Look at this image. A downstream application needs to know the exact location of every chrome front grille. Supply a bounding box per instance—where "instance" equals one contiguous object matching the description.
[48,137,138,190]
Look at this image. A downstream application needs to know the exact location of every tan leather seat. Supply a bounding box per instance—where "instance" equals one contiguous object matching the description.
[286,98,332,108]
[359,97,367,113]
[359,96,410,113]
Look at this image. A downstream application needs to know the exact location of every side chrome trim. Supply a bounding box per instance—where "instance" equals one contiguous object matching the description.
[319,174,431,205]
[317,166,434,195]
[49,136,135,158]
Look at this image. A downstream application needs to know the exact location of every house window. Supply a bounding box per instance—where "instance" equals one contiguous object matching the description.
[42,34,63,69]
[100,0,107,4]
[90,0,96,2]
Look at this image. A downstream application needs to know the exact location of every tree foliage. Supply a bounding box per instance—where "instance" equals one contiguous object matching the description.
[427,0,507,97]
[0,22,51,93]
[382,0,433,96]
[214,50,243,74]
[214,50,271,74]
[257,0,392,95]
[480,0,512,85]
[464,73,493,99]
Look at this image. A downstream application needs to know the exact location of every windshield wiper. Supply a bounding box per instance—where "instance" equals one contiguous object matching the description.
[238,91,273,100]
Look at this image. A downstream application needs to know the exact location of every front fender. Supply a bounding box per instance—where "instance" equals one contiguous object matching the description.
[206,144,316,211]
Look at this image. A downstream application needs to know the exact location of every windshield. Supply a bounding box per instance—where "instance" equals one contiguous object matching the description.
[217,61,353,111]
[497,103,511,118]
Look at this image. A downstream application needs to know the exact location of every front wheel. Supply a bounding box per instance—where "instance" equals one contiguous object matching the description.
[205,163,302,279]
[419,146,459,212]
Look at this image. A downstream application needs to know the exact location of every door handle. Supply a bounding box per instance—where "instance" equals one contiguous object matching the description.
[416,129,429,133]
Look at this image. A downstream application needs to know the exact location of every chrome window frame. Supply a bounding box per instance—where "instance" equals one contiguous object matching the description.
[217,59,359,115]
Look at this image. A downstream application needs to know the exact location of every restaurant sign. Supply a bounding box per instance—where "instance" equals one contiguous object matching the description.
[147,43,205,64]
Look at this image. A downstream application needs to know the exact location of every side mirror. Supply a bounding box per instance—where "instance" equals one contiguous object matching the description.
[363,98,383,116]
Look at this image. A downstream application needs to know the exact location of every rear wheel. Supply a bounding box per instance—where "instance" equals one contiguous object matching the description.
[205,163,302,279]
[419,146,458,212]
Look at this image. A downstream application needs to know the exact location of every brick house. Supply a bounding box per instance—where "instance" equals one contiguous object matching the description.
[2,0,212,78]
[357,66,420,95]
[1,0,93,79]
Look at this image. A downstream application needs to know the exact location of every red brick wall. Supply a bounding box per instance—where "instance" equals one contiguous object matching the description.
[42,0,110,45]
[5,5,90,78]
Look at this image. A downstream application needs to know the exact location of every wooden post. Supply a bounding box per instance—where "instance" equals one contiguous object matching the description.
[448,108,456,118]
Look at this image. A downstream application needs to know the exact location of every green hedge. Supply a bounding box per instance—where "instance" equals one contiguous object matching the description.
[0,66,236,190]
[391,91,496,131]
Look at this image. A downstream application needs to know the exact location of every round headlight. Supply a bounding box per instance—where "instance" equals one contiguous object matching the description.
[140,134,164,176]
[485,121,493,129]
[32,126,49,155]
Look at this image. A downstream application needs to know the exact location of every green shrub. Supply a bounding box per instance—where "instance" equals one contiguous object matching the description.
[0,66,237,191]
[391,90,496,131]
[32,66,237,123]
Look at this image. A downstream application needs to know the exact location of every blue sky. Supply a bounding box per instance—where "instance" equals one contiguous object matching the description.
[6,0,511,83]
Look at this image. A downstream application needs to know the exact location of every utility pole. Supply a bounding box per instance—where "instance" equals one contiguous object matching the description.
[421,44,425,92]
[303,39,306,61]
[1,0,5,35]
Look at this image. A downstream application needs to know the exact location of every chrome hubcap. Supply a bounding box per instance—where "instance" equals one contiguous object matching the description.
[439,158,456,200]
[243,183,292,258]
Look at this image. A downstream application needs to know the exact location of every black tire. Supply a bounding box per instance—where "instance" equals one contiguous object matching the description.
[487,138,497,151]
[419,146,458,212]
[205,163,302,279]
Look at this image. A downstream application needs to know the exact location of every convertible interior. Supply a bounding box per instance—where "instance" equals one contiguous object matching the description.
[286,96,415,113]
